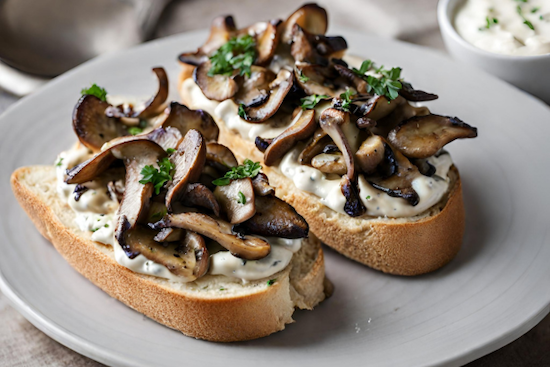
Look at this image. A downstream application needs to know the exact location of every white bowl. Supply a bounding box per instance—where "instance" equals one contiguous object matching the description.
[438,0,550,104]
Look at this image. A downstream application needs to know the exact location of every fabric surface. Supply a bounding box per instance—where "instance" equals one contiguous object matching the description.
[1,0,549,366]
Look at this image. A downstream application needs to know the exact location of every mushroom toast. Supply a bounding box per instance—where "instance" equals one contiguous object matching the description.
[11,67,329,342]
[178,4,478,276]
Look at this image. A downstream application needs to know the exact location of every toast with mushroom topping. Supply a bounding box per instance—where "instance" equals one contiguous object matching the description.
[11,68,329,342]
[178,4,477,275]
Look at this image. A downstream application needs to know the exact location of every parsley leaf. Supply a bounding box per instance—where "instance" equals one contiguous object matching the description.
[352,59,373,76]
[339,89,356,112]
[55,157,64,167]
[300,94,329,110]
[351,59,403,101]
[166,148,176,154]
[298,71,310,83]
[366,195,371,200]
[237,191,246,204]
[127,126,143,135]
[238,103,247,119]
[531,7,540,13]
[212,159,262,186]
[267,279,277,286]
[81,84,107,101]
[139,157,174,195]
[517,5,536,30]
[208,35,257,78]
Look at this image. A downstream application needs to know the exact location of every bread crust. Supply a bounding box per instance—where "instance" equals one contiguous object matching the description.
[180,74,465,275]
[11,166,327,342]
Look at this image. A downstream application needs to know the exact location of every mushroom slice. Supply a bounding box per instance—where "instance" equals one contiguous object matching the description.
[181,183,220,217]
[255,137,273,152]
[311,153,347,175]
[123,226,209,279]
[161,102,219,142]
[251,173,275,196]
[388,114,478,159]
[154,227,185,242]
[410,158,436,177]
[340,175,366,217]
[294,63,340,97]
[290,24,347,64]
[144,127,183,151]
[113,140,166,253]
[236,195,309,239]
[178,15,237,66]
[233,66,276,107]
[194,61,239,102]
[263,109,316,165]
[280,3,328,43]
[399,81,438,102]
[206,142,238,171]
[135,67,169,119]
[65,148,116,184]
[368,146,420,206]
[375,101,430,138]
[153,213,270,260]
[358,95,402,121]
[252,21,281,65]
[298,128,331,165]
[242,69,294,122]
[165,129,207,211]
[73,95,128,152]
[355,135,385,174]
[214,178,256,224]
[319,108,356,181]
[333,64,369,94]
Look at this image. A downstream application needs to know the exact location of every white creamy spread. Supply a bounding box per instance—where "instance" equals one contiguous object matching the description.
[181,78,454,218]
[55,143,300,283]
[455,0,550,56]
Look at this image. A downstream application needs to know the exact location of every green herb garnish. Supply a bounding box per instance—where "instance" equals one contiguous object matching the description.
[238,103,247,119]
[220,287,226,291]
[267,279,277,286]
[298,71,310,83]
[352,59,403,101]
[300,94,329,110]
[366,195,371,200]
[208,35,256,77]
[166,148,176,154]
[531,7,540,13]
[127,126,143,135]
[55,157,63,167]
[81,83,107,102]
[150,209,167,222]
[237,191,247,204]
[104,224,109,228]
[352,59,373,76]
[139,157,174,195]
[339,89,356,112]
[485,16,499,28]
[517,5,536,30]
[212,159,261,186]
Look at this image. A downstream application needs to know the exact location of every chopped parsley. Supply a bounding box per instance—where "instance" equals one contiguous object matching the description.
[267,279,277,286]
[208,35,256,78]
[485,16,499,28]
[298,71,310,83]
[352,59,403,101]
[212,159,261,186]
[55,157,63,167]
[339,88,356,112]
[127,126,143,135]
[104,224,109,228]
[238,103,247,119]
[219,287,226,291]
[514,0,528,3]
[139,157,174,195]
[81,83,107,102]
[517,5,535,30]
[300,94,329,110]
[366,195,371,200]
[237,191,247,204]
[531,7,540,13]
[166,148,176,154]
[150,209,167,221]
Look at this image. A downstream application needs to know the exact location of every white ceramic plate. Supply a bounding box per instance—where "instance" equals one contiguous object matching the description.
[1,29,550,367]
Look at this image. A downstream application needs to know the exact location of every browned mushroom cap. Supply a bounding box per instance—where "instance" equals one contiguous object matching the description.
[113,140,167,253]
[153,212,270,260]
[280,4,328,44]
[242,69,294,122]
[178,15,237,66]
[206,142,238,172]
[355,135,385,174]
[319,108,357,181]
[294,63,340,97]
[135,67,169,119]
[311,153,347,175]
[399,81,438,102]
[251,172,275,196]
[214,178,256,224]
[358,95,403,121]
[254,137,273,152]
[65,148,116,184]
[374,101,430,138]
[239,21,281,66]
[194,61,239,102]
[154,227,185,242]
[123,226,209,279]
[388,114,478,159]
[368,145,420,206]
[333,64,369,94]
[340,174,366,217]
[236,195,309,239]
[290,24,347,64]
[298,128,332,165]
[165,129,207,211]
[144,127,183,151]
[161,102,219,141]
[263,109,315,165]
[181,183,220,217]
[73,95,128,152]
[233,66,276,107]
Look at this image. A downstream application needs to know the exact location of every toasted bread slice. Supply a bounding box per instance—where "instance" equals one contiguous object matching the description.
[11,165,328,342]
[180,76,466,276]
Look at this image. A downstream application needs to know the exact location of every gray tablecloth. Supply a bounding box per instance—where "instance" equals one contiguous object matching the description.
[1,0,549,365]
